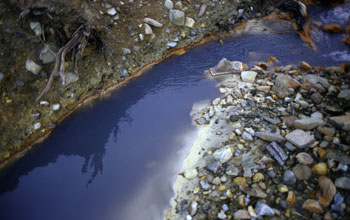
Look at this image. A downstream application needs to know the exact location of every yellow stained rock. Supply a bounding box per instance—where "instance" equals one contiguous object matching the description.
[234,177,248,187]
[286,191,296,206]
[218,185,226,191]
[312,162,328,175]
[253,173,264,183]
[226,189,233,199]
[278,185,288,193]
[193,187,200,194]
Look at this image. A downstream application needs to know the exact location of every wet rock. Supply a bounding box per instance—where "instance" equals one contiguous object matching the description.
[284,142,296,151]
[329,115,350,131]
[241,71,257,83]
[144,24,153,35]
[303,199,324,214]
[266,141,288,166]
[189,200,198,216]
[144,17,163,27]
[184,169,197,179]
[30,22,42,36]
[293,164,312,180]
[323,24,343,33]
[207,161,222,173]
[283,170,296,185]
[213,147,233,163]
[294,117,325,130]
[273,74,300,98]
[242,131,253,141]
[335,177,350,190]
[39,43,57,64]
[209,58,243,76]
[317,126,335,137]
[318,176,336,202]
[285,129,315,148]
[164,0,174,9]
[185,17,195,28]
[169,9,185,26]
[233,209,251,219]
[301,75,329,93]
[255,201,274,216]
[296,152,314,165]
[26,59,42,75]
[312,162,328,175]
[311,92,323,104]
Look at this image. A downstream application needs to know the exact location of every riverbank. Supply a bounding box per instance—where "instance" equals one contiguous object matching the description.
[0,0,276,168]
[167,58,350,219]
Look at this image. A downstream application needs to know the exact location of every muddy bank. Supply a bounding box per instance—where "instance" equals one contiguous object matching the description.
[0,0,277,168]
[168,58,350,219]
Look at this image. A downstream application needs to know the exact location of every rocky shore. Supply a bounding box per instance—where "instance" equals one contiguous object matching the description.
[0,0,275,167]
[167,58,350,219]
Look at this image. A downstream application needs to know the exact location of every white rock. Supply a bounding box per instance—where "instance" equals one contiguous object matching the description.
[52,103,61,111]
[185,17,195,28]
[213,147,233,163]
[30,22,42,36]
[164,0,174,9]
[144,23,153,35]
[169,9,185,26]
[107,8,117,16]
[34,122,41,130]
[26,59,42,75]
[139,34,144,41]
[144,18,163,27]
[241,71,257,83]
[184,169,198,179]
[167,42,177,47]
[40,101,49,105]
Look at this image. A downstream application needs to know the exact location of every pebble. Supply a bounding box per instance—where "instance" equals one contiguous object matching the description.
[312,162,328,175]
[255,131,285,142]
[52,104,61,111]
[16,80,25,87]
[164,0,174,9]
[167,42,177,48]
[226,166,239,176]
[218,212,227,219]
[184,169,197,179]
[284,142,296,151]
[144,23,153,35]
[293,164,312,180]
[189,200,198,216]
[200,180,211,190]
[169,9,185,26]
[285,129,315,148]
[302,199,324,214]
[296,152,314,165]
[26,59,42,75]
[34,122,41,130]
[185,17,195,28]
[286,191,296,205]
[0,72,4,82]
[144,18,163,27]
[329,115,350,131]
[213,147,233,163]
[318,176,336,202]
[266,141,288,166]
[255,201,274,216]
[39,43,57,64]
[30,22,42,36]
[242,131,253,141]
[335,177,350,190]
[283,170,296,185]
[294,117,325,130]
[233,209,251,219]
[207,161,222,173]
[241,71,257,83]
[107,8,117,16]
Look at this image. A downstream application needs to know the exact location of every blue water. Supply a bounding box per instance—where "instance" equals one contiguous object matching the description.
[0,3,349,220]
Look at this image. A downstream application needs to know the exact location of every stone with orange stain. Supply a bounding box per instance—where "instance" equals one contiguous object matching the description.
[318,176,336,202]
[286,191,296,206]
[343,36,350,45]
[302,199,324,214]
[318,148,327,158]
[323,24,343,33]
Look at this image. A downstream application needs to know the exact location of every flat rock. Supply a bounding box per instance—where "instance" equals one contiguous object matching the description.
[282,116,299,127]
[255,201,274,216]
[241,71,257,83]
[255,132,285,142]
[169,9,185,26]
[233,209,251,219]
[303,199,324,214]
[335,177,350,190]
[293,164,312,180]
[318,176,336,202]
[285,129,315,148]
[209,58,244,76]
[294,117,325,130]
[301,75,329,93]
[144,17,163,27]
[329,115,350,131]
[296,152,314,165]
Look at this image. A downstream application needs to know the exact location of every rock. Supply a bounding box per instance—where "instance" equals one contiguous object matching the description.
[293,164,312,180]
[213,147,233,163]
[286,191,296,205]
[16,80,25,87]
[278,184,288,193]
[294,117,325,130]
[218,212,227,219]
[144,17,163,27]
[164,0,174,9]
[207,161,222,173]
[189,200,198,216]
[284,142,296,151]
[63,72,79,86]
[300,61,312,71]
[266,141,288,166]
[283,170,296,185]
[200,180,211,190]
[253,173,264,183]
[26,59,42,75]
[121,69,129,77]
[329,115,350,131]
[344,36,350,45]
[226,166,239,176]
[303,199,324,214]
[255,201,274,216]
[233,209,251,219]
[167,42,177,48]
[34,122,41,130]
[144,23,153,35]
[311,92,323,104]
[107,8,117,16]
[209,58,244,76]
[169,9,185,26]
[296,152,314,165]
[257,86,270,93]
[234,177,248,187]
[184,169,197,179]
[0,72,4,82]
[338,90,350,100]
[285,129,315,148]
[52,103,61,111]
[242,131,253,141]
[30,22,42,36]
[301,75,329,93]
[323,24,343,33]
[185,17,195,28]
[317,126,335,137]
[318,176,336,202]
[282,116,299,127]
[335,177,350,190]
[39,43,57,64]
[241,71,257,83]
[312,162,328,175]
[255,131,285,142]
[123,48,131,55]
[273,74,300,98]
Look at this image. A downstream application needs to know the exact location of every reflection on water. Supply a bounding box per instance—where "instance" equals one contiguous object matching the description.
[0,3,349,220]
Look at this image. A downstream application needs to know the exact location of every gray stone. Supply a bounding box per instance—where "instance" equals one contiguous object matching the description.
[266,142,288,166]
[63,72,79,86]
[169,9,185,26]
[241,71,257,83]
[209,58,244,76]
[226,166,239,176]
[200,180,211,190]
[123,48,131,55]
[301,75,329,93]
[213,147,233,163]
[0,72,4,82]
[255,201,274,216]
[311,92,323,104]
[283,170,296,185]
[144,23,153,35]
[121,69,129,77]
[30,22,42,36]
[39,43,57,64]
[294,117,325,130]
[329,115,350,131]
[285,129,315,148]
[273,74,300,98]
[338,90,350,100]
[242,131,253,141]
[107,8,117,16]
[218,212,227,219]
[52,103,61,111]
[144,17,163,27]
[16,80,25,87]
[293,164,312,180]
[207,161,222,173]
[164,0,174,9]
[26,59,42,75]
[284,142,296,151]
[335,177,350,190]
[255,132,285,142]
[296,152,314,165]
[233,209,251,219]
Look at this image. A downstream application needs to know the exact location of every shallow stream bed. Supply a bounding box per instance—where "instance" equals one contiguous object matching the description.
[0,2,349,220]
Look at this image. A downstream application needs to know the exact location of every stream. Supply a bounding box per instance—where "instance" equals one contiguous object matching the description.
[0,2,349,220]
